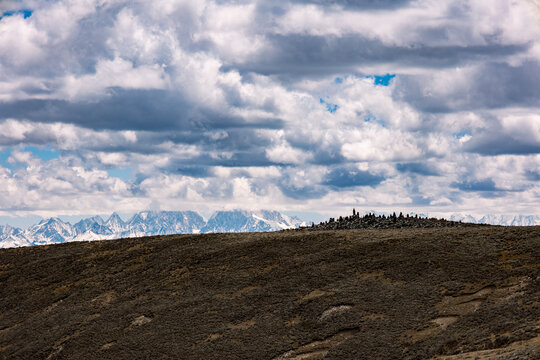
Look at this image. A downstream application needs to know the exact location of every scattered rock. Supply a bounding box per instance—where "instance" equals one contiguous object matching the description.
[274,328,360,360]
[431,316,458,330]
[298,289,334,304]
[319,305,353,321]
[232,285,260,298]
[228,318,255,330]
[100,342,115,350]
[131,315,152,327]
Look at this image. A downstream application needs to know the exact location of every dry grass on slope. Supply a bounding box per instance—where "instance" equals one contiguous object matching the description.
[0,227,539,359]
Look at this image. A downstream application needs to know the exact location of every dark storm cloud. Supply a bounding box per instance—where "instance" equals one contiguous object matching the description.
[450,179,510,199]
[410,195,433,206]
[278,181,329,200]
[525,170,540,181]
[322,166,385,188]
[452,179,501,192]
[169,150,276,170]
[395,61,540,113]
[310,150,347,165]
[463,133,540,155]
[0,89,284,132]
[263,0,413,10]
[300,0,413,9]
[0,129,54,147]
[163,129,276,166]
[286,136,345,165]
[0,90,189,131]
[176,165,211,178]
[205,129,274,151]
[230,34,527,78]
[273,166,331,200]
[460,112,540,156]
[400,174,435,206]
[216,151,278,167]
[252,0,412,27]
[396,162,439,176]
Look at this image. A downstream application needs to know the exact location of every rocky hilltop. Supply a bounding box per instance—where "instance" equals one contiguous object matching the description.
[0,226,538,359]
[311,210,483,230]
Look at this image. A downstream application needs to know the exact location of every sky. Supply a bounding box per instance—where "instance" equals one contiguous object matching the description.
[0,0,539,226]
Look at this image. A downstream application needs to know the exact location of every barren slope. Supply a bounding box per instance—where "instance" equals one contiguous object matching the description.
[0,227,539,359]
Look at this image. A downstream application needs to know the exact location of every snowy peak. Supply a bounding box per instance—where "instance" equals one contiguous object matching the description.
[449,214,540,226]
[0,225,31,248]
[4,210,537,249]
[255,210,304,230]
[26,217,75,245]
[105,212,126,233]
[201,210,253,233]
[448,214,480,224]
[201,210,303,233]
[74,216,110,235]
[478,215,540,226]
[124,211,205,237]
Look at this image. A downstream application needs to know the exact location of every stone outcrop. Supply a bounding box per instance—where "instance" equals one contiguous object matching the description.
[310,211,484,230]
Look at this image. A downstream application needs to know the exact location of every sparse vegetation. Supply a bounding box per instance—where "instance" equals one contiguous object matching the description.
[0,226,538,359]
[311,210,482,230]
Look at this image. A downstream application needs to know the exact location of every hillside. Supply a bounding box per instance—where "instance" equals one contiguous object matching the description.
[0,210,303,248]
[0,227,539,359]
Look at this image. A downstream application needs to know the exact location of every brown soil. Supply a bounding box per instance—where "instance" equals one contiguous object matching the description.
[0,227,539,359]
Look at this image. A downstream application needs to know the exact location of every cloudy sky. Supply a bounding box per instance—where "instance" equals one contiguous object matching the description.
[0,0,539,225]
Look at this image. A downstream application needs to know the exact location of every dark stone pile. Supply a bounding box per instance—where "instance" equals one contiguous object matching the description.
[311,210,484,230]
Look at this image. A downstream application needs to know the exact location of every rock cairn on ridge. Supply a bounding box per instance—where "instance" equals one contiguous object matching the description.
[310,210,485,230]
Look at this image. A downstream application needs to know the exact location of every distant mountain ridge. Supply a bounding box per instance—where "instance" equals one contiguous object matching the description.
[448,214,540,226]
[1,211,537,249]
[0,210,304,248]
[341,211,540,227]
[360,212,539,227]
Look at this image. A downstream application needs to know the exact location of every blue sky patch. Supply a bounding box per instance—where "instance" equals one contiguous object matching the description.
[334,77,343,84]
[364,113,376,123]
[0,149,11,168]
[366,74,396,86]
[363,113,386,127]
[0,146,59,169]
[0,9,32,21]
[0,214,43,229]
[107,167,132,181]
[454,131,472,139]
[25,146,60,161]
[320,98,338,113]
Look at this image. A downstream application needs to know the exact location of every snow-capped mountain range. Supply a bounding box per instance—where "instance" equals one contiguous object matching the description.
[448,214,540,226]
[0,210,305,248]
[360,211,540,227]
[1,211,537,249]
